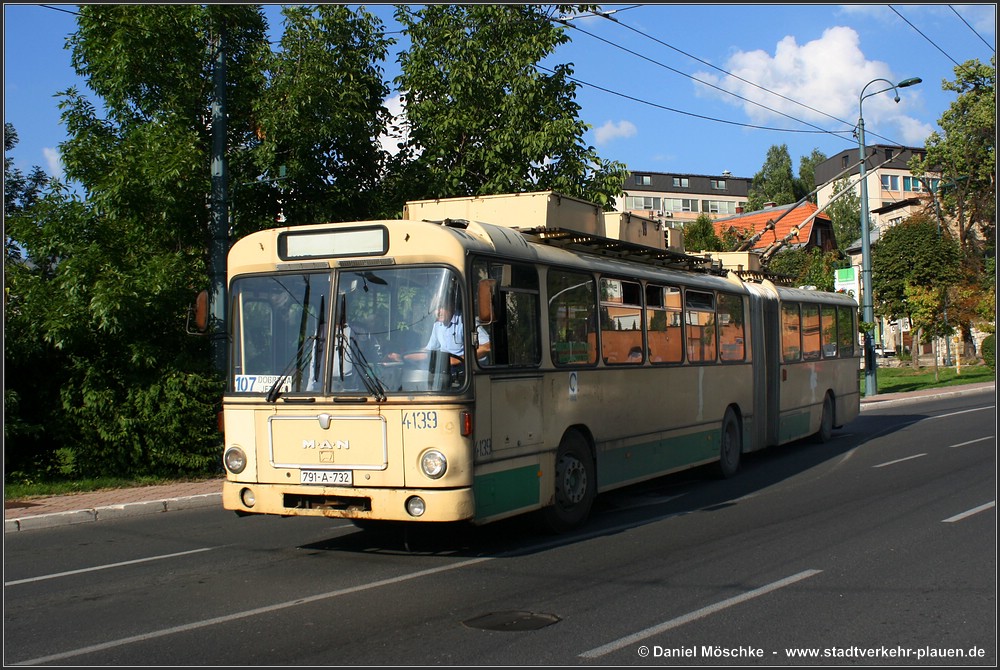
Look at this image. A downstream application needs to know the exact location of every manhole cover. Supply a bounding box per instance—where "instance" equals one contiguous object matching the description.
[463,611,561,631]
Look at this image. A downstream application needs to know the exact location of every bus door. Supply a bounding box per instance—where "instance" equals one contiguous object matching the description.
[470,258,545,518]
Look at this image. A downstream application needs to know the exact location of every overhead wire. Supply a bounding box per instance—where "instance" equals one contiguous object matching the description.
[948,5,995,52]
[555,19,844,140]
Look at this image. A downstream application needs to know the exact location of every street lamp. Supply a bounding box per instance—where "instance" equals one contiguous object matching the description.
[857,76,921,397]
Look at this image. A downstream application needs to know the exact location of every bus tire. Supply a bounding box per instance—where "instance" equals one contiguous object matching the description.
[815,394,834,443]
[542,431,596,533]
[718,408,742,478]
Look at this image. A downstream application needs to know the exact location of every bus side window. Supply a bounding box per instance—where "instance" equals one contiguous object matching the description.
[601,278,643,364]
[801,303,821,360]
[647,284,683,364]
[781,302,801,362]
[717,292,746,362]
[473,259,541,368]
[821,304,838,358]
[837,305,856,357]
[547,269,597,366]
[685,290,717,363]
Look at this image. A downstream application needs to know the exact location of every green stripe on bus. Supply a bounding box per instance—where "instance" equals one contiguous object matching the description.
[779,411,811,442]
[598,430,720,487]
[474,465,540,518]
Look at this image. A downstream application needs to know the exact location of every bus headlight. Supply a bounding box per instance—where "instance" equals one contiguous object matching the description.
[224,446,247,474]
[419,449,447,479]
[406,496,426,517]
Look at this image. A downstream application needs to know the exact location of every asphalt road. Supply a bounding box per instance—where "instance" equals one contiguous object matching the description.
[4,388,995,666]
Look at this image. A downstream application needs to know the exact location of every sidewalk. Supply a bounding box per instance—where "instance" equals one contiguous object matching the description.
[5,382,994,533]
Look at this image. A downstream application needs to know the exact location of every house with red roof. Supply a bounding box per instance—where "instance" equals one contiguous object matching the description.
[711,201,838,257]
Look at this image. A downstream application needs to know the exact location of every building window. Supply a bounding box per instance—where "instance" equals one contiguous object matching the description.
[672,177,689,188]
[842,155,849,169]
[903,176,924,192]
[880,175,899,191]
[885,149,894,161]
[626,196,661,211]
[702,200,737,215]
[635,174,651,186]
[710,179,727,190]
[663,198,697,213]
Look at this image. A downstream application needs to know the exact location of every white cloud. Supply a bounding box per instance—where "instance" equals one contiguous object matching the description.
[594,119,637,145]
[693,26,927,144]
[42,147,63,180]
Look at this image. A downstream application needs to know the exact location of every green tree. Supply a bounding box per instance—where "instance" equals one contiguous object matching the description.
[4,125,70,479]
[4,6,275,478]
[871,213,962,369]
[825,176,861,249]
[909,57,995,256]
[766,247,839,291]
[683,213,723,252]
[746,144,796,211]
[391,4,628,209]
[909,57,995,361]
[795,148,827,203]
[250,5,394,228]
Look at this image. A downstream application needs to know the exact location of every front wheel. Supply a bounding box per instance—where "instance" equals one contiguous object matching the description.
[717,408,742,478]
[542,432,596,533]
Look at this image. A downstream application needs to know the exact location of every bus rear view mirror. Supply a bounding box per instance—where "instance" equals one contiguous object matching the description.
[187,289,209,334]
[477,279,496,325]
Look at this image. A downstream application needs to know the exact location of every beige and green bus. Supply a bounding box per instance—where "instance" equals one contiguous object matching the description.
[221,193,860,531]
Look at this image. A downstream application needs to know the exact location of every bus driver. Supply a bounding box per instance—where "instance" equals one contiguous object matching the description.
[387,294,490,364]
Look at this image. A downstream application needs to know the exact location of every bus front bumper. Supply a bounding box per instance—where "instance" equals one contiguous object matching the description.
[222,480,476,523]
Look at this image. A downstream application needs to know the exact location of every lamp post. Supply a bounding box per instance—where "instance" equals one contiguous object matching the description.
[857,76,921,397]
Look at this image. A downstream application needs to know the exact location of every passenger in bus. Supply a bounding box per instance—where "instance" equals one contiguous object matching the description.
[627,346,643,362]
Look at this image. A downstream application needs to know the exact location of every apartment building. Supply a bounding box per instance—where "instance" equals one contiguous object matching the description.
[616,170,751,230]
[815,144,940,233]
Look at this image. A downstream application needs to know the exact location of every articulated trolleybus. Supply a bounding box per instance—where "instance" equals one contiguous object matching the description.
[222,192,860,531]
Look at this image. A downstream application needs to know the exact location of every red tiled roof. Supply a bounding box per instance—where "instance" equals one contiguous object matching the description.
[713,202,830,251]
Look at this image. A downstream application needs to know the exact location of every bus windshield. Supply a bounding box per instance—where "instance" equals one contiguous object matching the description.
[230,266,468,396]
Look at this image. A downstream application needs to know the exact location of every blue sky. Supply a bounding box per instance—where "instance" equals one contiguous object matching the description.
[4,4,996,185]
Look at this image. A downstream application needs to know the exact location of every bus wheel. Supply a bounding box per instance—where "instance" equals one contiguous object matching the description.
[542,432,596,533]
[718,408,742,478]
[815,394,834,443]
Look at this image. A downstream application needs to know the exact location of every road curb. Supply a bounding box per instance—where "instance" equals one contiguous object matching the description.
[5,493,223,533]
[860,382,995,409]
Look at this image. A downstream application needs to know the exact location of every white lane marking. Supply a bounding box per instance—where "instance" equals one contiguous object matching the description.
[4,547,219,586]
[873,453,927,468]
[943,501,995,523]
[18,555,494,665]
[579,569,823,659]
[948,436,994,449]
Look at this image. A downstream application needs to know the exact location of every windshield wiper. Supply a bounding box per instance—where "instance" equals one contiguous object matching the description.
[265,334,319,403]
[345,336,387,402]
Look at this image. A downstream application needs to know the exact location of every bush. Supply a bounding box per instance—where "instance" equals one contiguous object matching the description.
[982,334,995,372]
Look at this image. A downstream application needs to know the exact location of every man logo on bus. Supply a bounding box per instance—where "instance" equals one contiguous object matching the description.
[302,439,351,450]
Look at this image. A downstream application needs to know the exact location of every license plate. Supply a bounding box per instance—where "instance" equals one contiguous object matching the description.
[300,469,353,486]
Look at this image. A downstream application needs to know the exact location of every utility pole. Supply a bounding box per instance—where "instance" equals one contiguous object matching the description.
[209,24,229,373]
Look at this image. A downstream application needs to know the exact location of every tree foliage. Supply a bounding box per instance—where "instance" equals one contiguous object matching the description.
[871,213,962,323]
[391,4,628,209]
[826,176,861,249]
[909,57,995,257]
[795,148,826,203]
[746,144,796,211]
[683,213,723,252]
[766,248,839,291]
